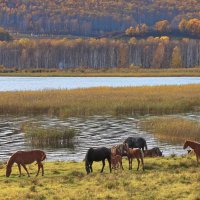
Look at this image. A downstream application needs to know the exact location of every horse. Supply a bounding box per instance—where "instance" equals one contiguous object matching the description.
[111,143,129,170]
[124,137,147,152]
[127,148,144,171]
[85,147,111,174]
[6,150,46,177]
[183,140,200,164]
[144,147,162,157]
[111,155,123,170]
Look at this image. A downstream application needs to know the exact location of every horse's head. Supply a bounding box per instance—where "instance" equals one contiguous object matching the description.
[6,165,12,177]
[85,163,90,174]
[183,141,189,149]
[122,143,129,155]
[155,147,162,157]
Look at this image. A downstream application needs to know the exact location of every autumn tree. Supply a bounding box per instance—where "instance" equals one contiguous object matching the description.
[154,20,171,33]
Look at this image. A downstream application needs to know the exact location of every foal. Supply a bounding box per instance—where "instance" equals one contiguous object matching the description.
[6,150,46,177]
[111,155,123,170]
[127,148,144,171]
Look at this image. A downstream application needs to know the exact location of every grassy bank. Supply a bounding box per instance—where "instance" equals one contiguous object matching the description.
[0,156,199,200]
[1,67,200,77]
[140,116,200,144]
[0,85,200,117]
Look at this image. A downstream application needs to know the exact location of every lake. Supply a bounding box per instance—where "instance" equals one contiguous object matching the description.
[1,77,200,91]
[0,114,194,162]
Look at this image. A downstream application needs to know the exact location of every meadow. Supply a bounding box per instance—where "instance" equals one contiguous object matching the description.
[0,84,200,117]
[0,156,199,200]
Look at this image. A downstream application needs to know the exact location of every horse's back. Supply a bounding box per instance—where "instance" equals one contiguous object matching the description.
[124,137,147,149]
[86,147,111,162]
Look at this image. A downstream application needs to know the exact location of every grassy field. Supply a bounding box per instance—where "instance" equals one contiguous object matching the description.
[0,85,200,117]
[140,116,200,144]
[0,156,199,200]
[1,67,200,77]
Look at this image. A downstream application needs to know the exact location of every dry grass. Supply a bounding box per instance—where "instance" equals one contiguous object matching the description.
[140,116,200,144]
[0,84,200,117]
[1,67,200,77]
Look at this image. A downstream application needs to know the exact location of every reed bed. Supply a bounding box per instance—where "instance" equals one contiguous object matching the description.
[140,116,200,144]
[0,84,200,117]
[21,123,77,148]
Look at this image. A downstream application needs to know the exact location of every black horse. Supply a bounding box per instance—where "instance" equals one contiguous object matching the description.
[124,137,148,152]
[85,147,112,174]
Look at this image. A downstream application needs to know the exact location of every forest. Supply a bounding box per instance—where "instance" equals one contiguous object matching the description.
[0,0,200,36]
[0,37,200,69]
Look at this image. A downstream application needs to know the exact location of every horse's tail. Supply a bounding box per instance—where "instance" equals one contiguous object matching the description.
[144,141,148,150]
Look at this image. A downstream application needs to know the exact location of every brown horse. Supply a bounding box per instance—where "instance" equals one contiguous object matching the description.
[127,148,144,171]
[183,140,200,164]
[111,143,129,170]
[144,147,162,157]
[6,150,46,177]
[111,155,123,170]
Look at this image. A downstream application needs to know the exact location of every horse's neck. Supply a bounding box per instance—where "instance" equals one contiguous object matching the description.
[7,156,15,168]
[189,141,200,149]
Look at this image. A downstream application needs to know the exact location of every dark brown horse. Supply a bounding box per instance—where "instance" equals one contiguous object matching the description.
[183,140,200,164]
[6,150,46,177]
[144,147,162,157]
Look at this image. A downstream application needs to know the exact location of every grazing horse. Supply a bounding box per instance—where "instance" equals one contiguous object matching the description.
[6,150,46,177]
[111,155,123,170]
[183,140,200,164]
[127,148,144,171]
[111,143,129,170]
[124,137,147,152]
[85,147,111,174]
[144,147,162,157]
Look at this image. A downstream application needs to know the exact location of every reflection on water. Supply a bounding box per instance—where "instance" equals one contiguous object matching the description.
[0,115,194,162]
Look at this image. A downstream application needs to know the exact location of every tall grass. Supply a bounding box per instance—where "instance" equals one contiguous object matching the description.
[21,122,77,148]
[0,84,200,117]
[140,116,200,144]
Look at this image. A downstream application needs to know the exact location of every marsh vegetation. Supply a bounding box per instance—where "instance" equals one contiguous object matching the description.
[21,122,77,148]
[0,85,200,118]
[140,116,200,144]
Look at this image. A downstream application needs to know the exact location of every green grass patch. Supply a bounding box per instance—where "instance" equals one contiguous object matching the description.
[140,116,200,144]
[21,122,77,148]
[0,156,200,199]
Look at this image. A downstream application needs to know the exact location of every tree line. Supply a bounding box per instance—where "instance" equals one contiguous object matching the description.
[0,37,200,69]
[0,0,199,36]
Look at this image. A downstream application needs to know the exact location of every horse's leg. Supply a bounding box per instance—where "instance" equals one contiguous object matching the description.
[196,153,199,165]
[128,157,131,170]
[141,157,144,171]
[17,164,21,177]
[41,163,44,176]
[137,158,140,171]
[21,163,30,177]
[90,161,93,173]
[120,159,124,170]
[101,159,105,173]
[36,162,41,176]
[107,158,112,173]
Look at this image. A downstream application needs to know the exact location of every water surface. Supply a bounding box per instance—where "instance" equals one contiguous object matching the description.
[0,115,193,162]
[1,77,200,91]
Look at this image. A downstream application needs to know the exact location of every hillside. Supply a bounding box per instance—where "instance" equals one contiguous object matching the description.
[0,0,200,36]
